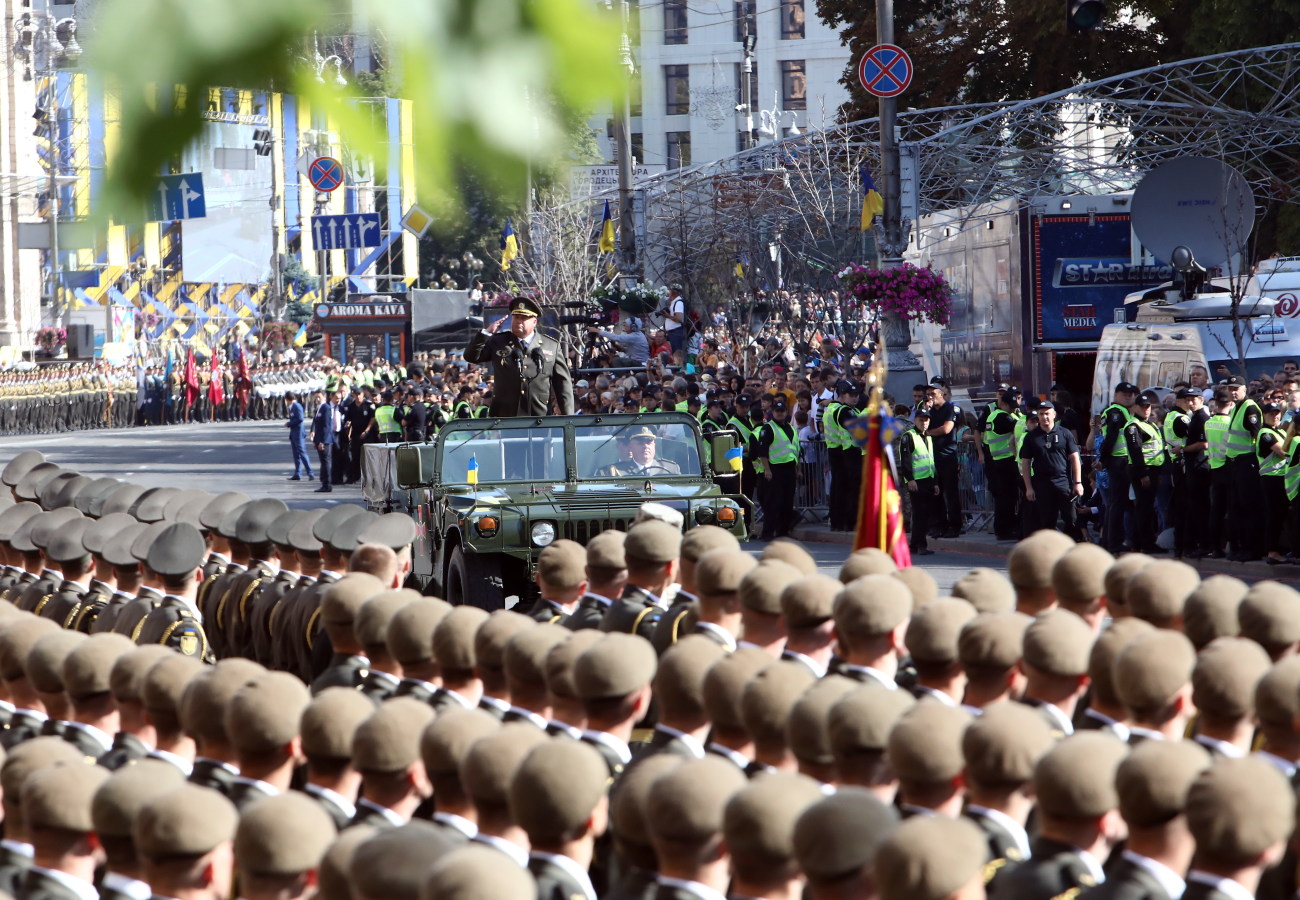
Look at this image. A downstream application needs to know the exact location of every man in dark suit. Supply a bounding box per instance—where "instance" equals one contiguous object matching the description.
[463,296,574,417]
[310,389,338,493]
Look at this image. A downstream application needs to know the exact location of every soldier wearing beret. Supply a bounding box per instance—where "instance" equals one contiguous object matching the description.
[422,843,538,900]
[356,590,417,703]
[463,296,574,417]
[736,560,800,656]
[19,759,109,900]
[135,784,238,900]
[299,687,373,828]
[311,573,383,695]
[27,629,83,738]
[474,612,531,721]
[1114,630,1196,745]
[97,645,172,769]
[646,757,748,900]
[235,792,337,900]
[1190,637,1270,758]
[639,635,726,761]
[687,549,755,652]
[511,740,608,900]
[566,531,627,631]
[741,660,816,775]
[421,708,499,843]
[460,724,547,865]
[181,659,263,794]
[524,540,588,625]
[601,521,680,640]
[543,631,602,740]
[652,526,739,653]
[351,698,436,828]
[777,574,841,678]
[575,633,657,779]
[502,624,567,730]
[132,523,213,660]
[887,701,971,818]
[429,606,490,715]
[92,760,187,900]
[0,617,59,748]
[876,816,988,900]
[829,574,912,688]
[1018,609,1095,738]
[906,597,977,704]
[795,788,900,900]
[1184,758,1293,900]
[389,598,453,704]
[957,611,1030,713]
[61,633,135,758]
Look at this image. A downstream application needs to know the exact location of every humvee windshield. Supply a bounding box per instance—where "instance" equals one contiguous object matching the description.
[577,422,702,479]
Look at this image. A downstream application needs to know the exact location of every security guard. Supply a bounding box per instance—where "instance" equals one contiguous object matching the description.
[1222,374,1263,561]
[368,391,403,444]
[755,399,800,542]
[900,408,937,556]
[1173,386,1212,558]
[1122,391,1165,554]
[727,395,759,507]
[1095,381,1138,552]
[1258,402,1289,564]
[983,386,1025,542]
[824,380,864,533]
[1204,389,1234,559]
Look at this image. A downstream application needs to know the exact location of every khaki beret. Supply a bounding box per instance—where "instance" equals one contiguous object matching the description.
[108,645,174,703]
[504,623,569,686]
[739,560,803,615]
[957,611,1031,671]
[141,654,205,721]
[891,567,938,610]
[319,826,376,900]
[92,759,187,839]
[460,724,549,808]
[574,633,657,700]
[761,538,818,575]
[611,755,681,850]
[420,844,538,900]
[1,737,82,806]
[1088,617,1155,706]
[1116,739,1210,827]
[838,547,896,583]
[741,660,817,745]
[1033,732,1128,820]
[724,771,825,866]
[950,568,1015,614]
[0,617,49,683]
[543,630,603,699]
[1192,636,1271,720]
[301,686,376,760]
[236,792,337,876]
[875,816,988,900]
[509,739,608,844]
[432,606,489,671]
[24,629,83,693]
[695,549,757,597]
[353,697,436,773]
[420,708,500,777]
[1051,543,1115,603]
[225,672,310,754]
[22,759,108,832]
[474,611,532,672]
[135,784,238,859]
[1022,608,1094,677]
[787,675,857,767]
[348,821,457,900]
[387,598,453,666]
[1183,575,1245,649]
[654,634,727,721]
[321,573,385,627]
[702,646,772,730]
[1007,530,1075,590]
[1239,581,1300,649]
[1114,630,1195,713]
[833,575,912,640]
[537,539,588,589]
[886,701,970,783]
[794,788,899,881]
[355,589,419,647]
[646,756,748,843]
[585,530,626,570]
[828,685,915,757]
[625,520,681,564]
[180,658,265,745]
[62,633,134,700]
[680,524,740,562]
[1104,552,1153,612]
[780,574,842,627]
[905,598,976,664]
[1256,657,1300,728]
[1126,559,1199,623]
[961,700,1055,785]
[1187,757,1295,864]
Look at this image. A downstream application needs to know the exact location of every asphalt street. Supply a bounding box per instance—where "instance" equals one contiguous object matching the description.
[0,419,1008,590]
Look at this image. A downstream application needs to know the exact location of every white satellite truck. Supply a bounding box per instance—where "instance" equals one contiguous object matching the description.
[1092,157,1300,412]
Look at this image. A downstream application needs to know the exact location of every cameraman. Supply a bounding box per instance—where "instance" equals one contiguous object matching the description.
[662,283,687,355]
[587,321,649,367]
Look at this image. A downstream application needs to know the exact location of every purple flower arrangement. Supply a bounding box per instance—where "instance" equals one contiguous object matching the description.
[836,262,954,326]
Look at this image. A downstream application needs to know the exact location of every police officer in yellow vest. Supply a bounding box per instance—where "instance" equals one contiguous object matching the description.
[1171,386,1212,558]
[823,379,863,533]
[1122,390,1166,553]
[1204,389,1234,558]
[1257,401,1290,564]
[1095,381,1139,552]
[982,386,1024,542]
[755,398,799,541]
[728,395,758,507]
[901,407,937,555]
[369,390,404,444]
[1221,374,1264,561]
[1163,388,1192,557]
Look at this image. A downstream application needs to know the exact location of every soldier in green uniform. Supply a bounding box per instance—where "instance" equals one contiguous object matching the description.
[565,530,627,632]
[218,497,289,658]
[310,573,383,695]
[520,539,588,625]
[652,524,738,654]
[599,520,679,640]
[60,632,135,759]
[131,522,213,660]
[512,739,608,900]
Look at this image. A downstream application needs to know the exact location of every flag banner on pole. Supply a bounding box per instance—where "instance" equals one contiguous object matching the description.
[500,219,520,271]
[598,200,616,254]
[467,454,479,485]
[860,163,884,232]
[293,322,308,346]
[847,406,911,567]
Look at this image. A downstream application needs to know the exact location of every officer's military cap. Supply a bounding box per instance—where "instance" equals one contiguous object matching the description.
[319,825,376,900]
[1126,559,1200,624]
[234,498,290,544]
[329,510,379,555]
[225,672,310,754]
[135,784,238,860]
[1176,386,1202,399]
[74,477,121,518]
[145,522,207,578]
[63,633,135,701]
[962,700,1054,785]
[781,574,842,628]
[503,622,567,687]
[510,739,608,845]
[0,501,41,543]
[49,474,92,511]
[1187,757,1294,865]
[636,501,682,530]
[26,630,85,695]
[1184,574,1246,649]
[1117,739,1209,827]
[788,675,857,768]
[354,697,436,773]
[1115,381,1141,393]
[321,573,385,627]
[433,606,489,672]
[46,517,91,564]
[542,630,602,699]
[887,701,970,783]
[508,295,541,318]
[214,504,247,542]
[461,723,549,810]
[33,470,74,509]
[875,816,988,900]
[0,491,17,517]
[741,660,817,747]
[695,549,756,597]
[198,492,250,532]
[834,574,912,639]
[133,487,181,524]
[474,610,532,676]
[387,598,453,667]
[301,686,374,762]
[536,539,587,589]
[585,529,626,570]
[236,791,336,877]
[180,658,265,746]
[162,490,212,525]
[702,646,772,730]
[647,756,748,845]
[725,771,824,873]
[22,758,108,833]
[287,508,326,554]
[356,589,420,648]
[1034,732,1128,820]
[421,707,499,779]
[130,521,171,566]
[1192,636,1271,721]
[794,788,899,882]
[739,560,802,615]
[906,598,976,664]
[99,483,146,519]
[950,568,1016,613]
[1115,630,1196,714]
[14,462,59,501]
[891,567,938,610]
[1088,617,1155,708]
[1051,543,1114,604]
[0,617,55,681]
[574,632,657,700]
[1239,580,1300,650]
[625,519,681,565]
[680,524,740,563]
[1103,553,1152,615]
[420,844,537,900]
[24,507,82,552]
[101,523,144,569]
[82,512,135,556]
[350,821,457,900]
[1007,529,1075,590]
[108,645,174,705]
[1255,657,1300,729]
[1022,608,1093,677]
[92,759,187,840]
[357,513,418,553]
[143,654,205,725]
[828,685,915,759]
[957,611,1031,671]
[265,509,301,549]
[655,635,728,722]
[759,538,816,575]
[1,450,46,487]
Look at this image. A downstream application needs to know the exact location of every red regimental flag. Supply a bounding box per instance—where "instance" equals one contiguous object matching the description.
[852,413,912,568]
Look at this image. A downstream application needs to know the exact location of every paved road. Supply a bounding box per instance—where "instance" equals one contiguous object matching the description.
[0,420,1007,590]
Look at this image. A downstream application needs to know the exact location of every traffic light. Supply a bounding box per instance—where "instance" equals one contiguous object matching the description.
[253,128,273,157]
[1067,0,1105,32]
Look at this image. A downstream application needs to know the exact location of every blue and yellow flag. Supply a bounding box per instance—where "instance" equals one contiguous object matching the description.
[861,163,884,231]
[500,219,520,271]
[293,322,308,347]
[467,454,479,485]
[598,200,616,254]
[725,445,744,473]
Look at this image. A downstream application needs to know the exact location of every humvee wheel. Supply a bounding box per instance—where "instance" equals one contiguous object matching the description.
[447,545,505,611]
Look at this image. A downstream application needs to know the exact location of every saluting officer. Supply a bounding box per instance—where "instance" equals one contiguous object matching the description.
[463,296,574,417]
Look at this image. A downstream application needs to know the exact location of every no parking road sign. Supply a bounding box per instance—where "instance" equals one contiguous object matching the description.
[858,44,913,98]
[309,156,345,193]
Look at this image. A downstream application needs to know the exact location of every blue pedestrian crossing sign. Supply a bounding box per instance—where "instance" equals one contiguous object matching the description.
[149,174,206,221]
[311,213,383,250]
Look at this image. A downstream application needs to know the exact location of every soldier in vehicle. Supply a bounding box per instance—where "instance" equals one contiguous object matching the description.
[598,426,682,477]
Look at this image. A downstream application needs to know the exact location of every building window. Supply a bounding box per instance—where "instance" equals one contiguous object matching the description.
[664,0,687,44]
[780,0,805,39]
[667,131,691,169]
[733,63,758,111]
[629,68,642,117]
[665,65,690,115]
[631,133,644,164]
[781,60,807,110]
[734,0,756,42]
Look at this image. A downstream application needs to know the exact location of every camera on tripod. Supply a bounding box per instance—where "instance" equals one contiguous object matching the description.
[557,296,620,329]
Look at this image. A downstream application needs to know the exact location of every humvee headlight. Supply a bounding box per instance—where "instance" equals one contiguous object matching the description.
[475,516,499,537]
[694,507,715,524]
[717,506,738,525]
[530,522,557,547]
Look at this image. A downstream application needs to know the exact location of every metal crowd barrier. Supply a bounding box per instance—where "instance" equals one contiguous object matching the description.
[795,436,831,524]
[957,443,994,532]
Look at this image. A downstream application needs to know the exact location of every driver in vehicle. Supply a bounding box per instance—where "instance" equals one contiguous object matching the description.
[598,425,681,476]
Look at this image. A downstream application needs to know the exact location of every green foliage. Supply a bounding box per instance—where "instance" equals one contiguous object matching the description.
[284,299,314,325]
[280,255,317,299]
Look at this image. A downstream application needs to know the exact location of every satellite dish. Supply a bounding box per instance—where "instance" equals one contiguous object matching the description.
[1130,157,1255,271]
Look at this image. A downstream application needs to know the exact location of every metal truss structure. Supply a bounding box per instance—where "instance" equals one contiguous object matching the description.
[552,43,1300,299]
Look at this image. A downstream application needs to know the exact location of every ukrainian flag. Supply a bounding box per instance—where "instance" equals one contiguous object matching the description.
[500,219,520,271]
[725,445,744,473]
[293,322,308,347]
[598,200,616,254]
[467,454,479,485]
[861,163,884,231]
